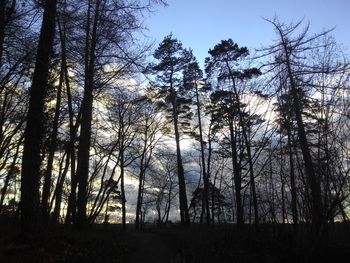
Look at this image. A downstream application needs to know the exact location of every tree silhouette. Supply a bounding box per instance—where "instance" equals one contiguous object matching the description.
[20,0,58,238]
[146,34,193,224]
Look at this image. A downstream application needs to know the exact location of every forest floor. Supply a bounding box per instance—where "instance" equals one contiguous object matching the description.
[1,217,350,263]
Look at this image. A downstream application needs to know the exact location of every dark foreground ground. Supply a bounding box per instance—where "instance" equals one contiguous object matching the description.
[1,218,350,263]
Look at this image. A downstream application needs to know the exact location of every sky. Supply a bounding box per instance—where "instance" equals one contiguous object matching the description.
[145,0,350,65]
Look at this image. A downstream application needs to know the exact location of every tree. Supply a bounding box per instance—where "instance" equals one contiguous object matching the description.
[41,53,65,225]
[146,34,193,224]
[73,0,154,229]
[75,0,101,230]
[0,1,35,217]
[258,18,350,255]
[106,89,140,229]
[20,0,58,237]
[189,183,231,224]
[145,147,178,226]
[0,0,17,66]
[183,55,211,225]
[134,97,164,230]
[205,39,261,227]
[275,78,300,226]
[260,19,325,234]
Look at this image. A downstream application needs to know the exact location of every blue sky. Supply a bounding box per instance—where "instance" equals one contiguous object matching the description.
[145,0,350,64]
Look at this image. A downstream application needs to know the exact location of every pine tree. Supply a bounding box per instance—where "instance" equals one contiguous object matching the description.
[205,39,261,227]
[146,34,193,224]
[183,54,211,225]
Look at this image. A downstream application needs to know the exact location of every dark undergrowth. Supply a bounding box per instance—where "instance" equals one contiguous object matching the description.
[0,216,129,263]
[1,215,350,263]
[155,223,350,263]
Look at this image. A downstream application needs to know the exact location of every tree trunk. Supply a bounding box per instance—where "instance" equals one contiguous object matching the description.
[135,147,153,230]
[0,141,20,213]
[135,121,149,230]
[120,149,126,230]
[0,0,14,66]
[41,61,64,224]
[279,144,286,224]
[165,180,173,224]
[228,69,259,229]
[172,95,190,224]
[59,15,78,224]
[195,83,210,225]
[0,0,6,66]
[229,119,243,226]
[245,135,259,228]
[63,49,78,225]
[52,152,70,223]
[20,0,58,238]
[135,164,144,230]
[286,54,323,233]
[286,119,299,226]
[75,0,100,229]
